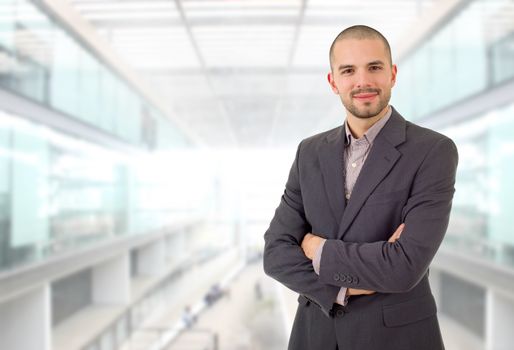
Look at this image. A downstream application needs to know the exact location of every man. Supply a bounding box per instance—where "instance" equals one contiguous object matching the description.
[263,25,458,350]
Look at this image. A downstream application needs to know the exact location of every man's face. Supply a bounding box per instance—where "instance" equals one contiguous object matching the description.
[328,38,397,119]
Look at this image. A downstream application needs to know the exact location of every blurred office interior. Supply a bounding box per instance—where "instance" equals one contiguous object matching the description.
[1,0,514,349]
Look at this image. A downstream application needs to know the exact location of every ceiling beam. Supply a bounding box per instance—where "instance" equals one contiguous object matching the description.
[173,0,239,146]
[139,66,326,76]
[267,0,308,147]
[88,15,374,28]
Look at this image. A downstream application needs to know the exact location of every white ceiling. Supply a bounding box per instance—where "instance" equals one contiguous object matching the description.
[69,0,438,148]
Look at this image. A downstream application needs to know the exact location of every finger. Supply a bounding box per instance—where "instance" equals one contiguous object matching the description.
[348,288,376,296]
[388,223,405,242]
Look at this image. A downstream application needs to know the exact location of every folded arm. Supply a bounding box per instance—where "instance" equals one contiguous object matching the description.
[318,138,458,293]
[263,142,340,315]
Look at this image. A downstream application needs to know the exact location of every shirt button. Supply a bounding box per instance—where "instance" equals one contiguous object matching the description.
[345,193,350,200]
[351,162,357,168]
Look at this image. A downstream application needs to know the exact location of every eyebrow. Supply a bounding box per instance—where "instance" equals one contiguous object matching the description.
[338,60,385,71]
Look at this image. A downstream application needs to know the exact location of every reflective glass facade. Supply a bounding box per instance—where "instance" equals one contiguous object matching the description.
[443,102,514,267]
[394,0,514,121]
[0,0,187,149]
[0,111,203,272]
[0,0,197,273]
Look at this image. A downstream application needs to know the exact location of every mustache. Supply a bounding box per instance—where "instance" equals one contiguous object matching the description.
[351,88,380,97]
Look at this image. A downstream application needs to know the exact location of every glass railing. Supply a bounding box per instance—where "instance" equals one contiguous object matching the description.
[441,101,514,269]
[0,110,203,273]
[392,0,514,120]
[0,0,188,149]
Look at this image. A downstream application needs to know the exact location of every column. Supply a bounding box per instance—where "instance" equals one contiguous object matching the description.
[0,285,51,350]
[92,253,130,304]
[137,239,166,276]
[486,290,514,350]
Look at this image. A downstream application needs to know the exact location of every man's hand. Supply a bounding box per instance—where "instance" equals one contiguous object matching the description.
[388,223,405,243]
[301,233,325,260]
[347,223,405,296]
[346,288,376,296]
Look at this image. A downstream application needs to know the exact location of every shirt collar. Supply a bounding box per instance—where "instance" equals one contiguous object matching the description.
[344,105,392,145]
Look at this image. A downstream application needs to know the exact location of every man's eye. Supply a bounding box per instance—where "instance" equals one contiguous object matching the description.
[370,66,382,71]
[342,69,353,74]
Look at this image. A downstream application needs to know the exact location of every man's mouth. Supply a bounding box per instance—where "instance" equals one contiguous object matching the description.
[353,92,378,101]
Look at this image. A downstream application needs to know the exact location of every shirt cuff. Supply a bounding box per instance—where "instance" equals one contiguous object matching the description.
[312,239,326,275]
[336,287,348,306]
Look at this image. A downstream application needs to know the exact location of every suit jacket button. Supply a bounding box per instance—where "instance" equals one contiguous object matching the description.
[352,277,359,284]
[333,273,340,281]
[340,275,347,282]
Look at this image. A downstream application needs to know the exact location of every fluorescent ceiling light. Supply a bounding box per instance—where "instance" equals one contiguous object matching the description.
[82,11,180,20]
[193,25,295,35]
[74,2,176,12]
[110,27,186,36]
[184,0,301,9]
[186,9,299,17]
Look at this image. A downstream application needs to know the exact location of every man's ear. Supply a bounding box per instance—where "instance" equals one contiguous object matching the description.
[327,72,339,94]
[391,64,398,87]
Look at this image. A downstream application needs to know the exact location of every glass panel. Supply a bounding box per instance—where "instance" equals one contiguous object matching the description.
[0,116,10,269]
[443,101,514,267]
[98,67,117,133]
[394,0,512,120]
[0,0,189,147]
[453,1,487,100]
[490,31,514,85]
[48,134,125,251]
[487,107,514,249]
[50,30,79,116]
[430,22,454,112]
[0,111,142,271]
[11,0,52,102]
[0,0,16,51]
[77,50,100,125]
[10,118,49,256]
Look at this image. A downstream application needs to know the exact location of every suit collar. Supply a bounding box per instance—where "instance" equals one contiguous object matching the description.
[378,105,406,147]
[344,105,392,146]
[325,105,406,147]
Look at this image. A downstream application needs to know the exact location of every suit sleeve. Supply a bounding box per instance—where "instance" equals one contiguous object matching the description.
[318,137,458,293]
[263,141,340,315]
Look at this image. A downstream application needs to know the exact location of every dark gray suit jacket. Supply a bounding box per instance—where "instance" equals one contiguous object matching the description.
[263,107,458,350]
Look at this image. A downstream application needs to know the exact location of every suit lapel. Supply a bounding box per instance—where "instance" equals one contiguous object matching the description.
[337,108,407,240]
[318,126,346,227]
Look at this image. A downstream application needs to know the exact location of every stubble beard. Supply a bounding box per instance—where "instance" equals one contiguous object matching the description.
[342,89,391,119]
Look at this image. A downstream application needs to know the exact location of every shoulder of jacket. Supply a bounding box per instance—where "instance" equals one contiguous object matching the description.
[299,125,342,149]
[405,120,454,147]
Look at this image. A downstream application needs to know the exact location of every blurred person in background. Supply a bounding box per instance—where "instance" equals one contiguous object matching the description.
[263,25,458,350]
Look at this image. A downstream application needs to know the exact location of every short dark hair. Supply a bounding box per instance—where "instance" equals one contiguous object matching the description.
[329,25,392,69]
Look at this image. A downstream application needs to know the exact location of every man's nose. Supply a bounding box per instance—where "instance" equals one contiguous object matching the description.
[354,71,372,88]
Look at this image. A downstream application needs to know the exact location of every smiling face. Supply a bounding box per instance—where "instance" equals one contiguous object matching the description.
[328,38,397,120]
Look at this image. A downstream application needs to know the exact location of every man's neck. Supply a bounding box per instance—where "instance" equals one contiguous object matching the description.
[346,105,390,139]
